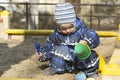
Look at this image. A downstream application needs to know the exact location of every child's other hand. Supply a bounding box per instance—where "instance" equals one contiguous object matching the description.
[36,52,43,60]
[79,40,87,45]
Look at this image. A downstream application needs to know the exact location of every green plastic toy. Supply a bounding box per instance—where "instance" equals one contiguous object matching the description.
[74,43,91,60]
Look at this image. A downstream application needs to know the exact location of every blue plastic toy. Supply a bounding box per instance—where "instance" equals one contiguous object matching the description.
[75,72,86,80]
[34,42,41,54]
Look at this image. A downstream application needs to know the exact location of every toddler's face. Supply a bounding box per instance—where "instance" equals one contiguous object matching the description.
[58,23,75,35]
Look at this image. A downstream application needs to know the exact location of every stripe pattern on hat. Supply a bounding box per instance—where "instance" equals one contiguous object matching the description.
[54,3,76,24]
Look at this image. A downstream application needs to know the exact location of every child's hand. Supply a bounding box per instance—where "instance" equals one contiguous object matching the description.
[79,40,87,45]
[36,52,43,60]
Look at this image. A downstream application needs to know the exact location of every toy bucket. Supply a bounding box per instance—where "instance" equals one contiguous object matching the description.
[74,43,91,60]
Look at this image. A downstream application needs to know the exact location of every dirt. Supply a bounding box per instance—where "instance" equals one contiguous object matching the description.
[0,36,118,80]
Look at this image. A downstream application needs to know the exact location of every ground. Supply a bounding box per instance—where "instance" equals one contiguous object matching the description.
[0,36,117,80]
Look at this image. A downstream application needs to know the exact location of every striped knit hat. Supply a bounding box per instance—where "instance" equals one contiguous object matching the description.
[54,3,76,24]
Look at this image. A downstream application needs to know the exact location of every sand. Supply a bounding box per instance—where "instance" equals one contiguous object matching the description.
[0,36,117,80]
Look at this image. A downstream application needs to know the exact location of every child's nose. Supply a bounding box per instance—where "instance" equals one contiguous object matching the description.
[66,29,70,33]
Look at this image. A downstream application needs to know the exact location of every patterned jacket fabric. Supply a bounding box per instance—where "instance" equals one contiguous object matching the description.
[39,17,100,74]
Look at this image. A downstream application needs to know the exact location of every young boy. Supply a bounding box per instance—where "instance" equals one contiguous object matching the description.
[36,3,100,77]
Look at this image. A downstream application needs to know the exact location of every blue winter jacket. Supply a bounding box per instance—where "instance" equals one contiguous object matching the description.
[39,17,100,74]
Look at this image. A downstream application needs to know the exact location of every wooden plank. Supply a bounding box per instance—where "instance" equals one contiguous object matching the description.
[109,49,120,64]
[101,75,120,80]
[101,49,120,80]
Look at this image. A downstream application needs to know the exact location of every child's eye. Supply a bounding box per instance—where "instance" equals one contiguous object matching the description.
[61,28,67,31]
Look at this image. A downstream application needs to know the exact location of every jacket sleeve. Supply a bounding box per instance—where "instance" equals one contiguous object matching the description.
[76,17,100,49]
[39,33,56,61]
[38,39,52,62]
[83,29,100,49]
